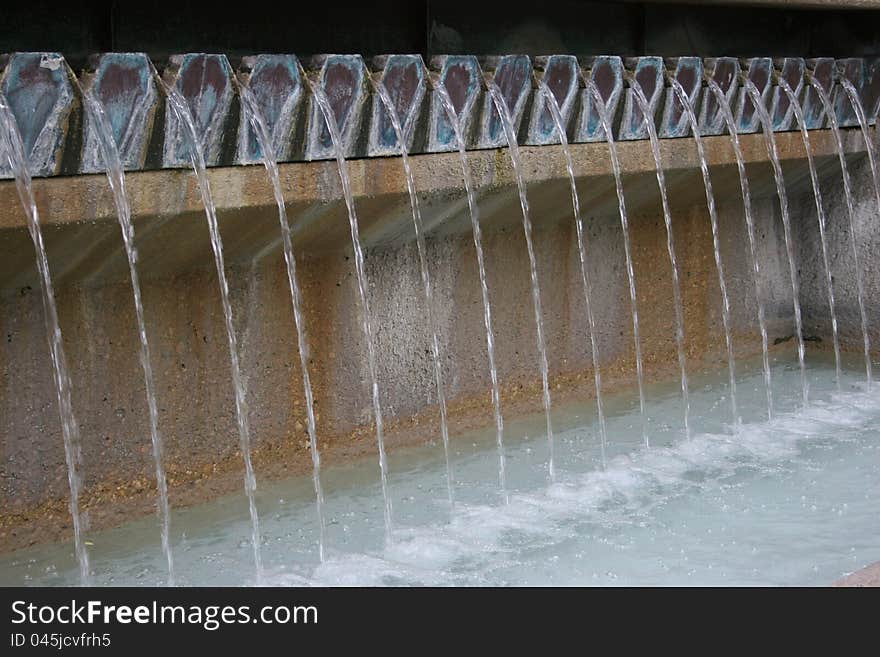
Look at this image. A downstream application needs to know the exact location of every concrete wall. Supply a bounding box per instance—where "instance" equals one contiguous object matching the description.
[796,152,880,349]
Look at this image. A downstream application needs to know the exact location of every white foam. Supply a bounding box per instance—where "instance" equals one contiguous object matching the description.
[285,385,880,586]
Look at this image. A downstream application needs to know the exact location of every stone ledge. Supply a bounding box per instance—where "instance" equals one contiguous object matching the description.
[0,126,870,291]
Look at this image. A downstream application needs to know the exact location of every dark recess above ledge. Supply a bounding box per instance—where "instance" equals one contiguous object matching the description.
[0,1,878,69]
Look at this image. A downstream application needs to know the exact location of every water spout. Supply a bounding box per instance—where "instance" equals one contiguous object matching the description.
[237,83,327,562]
[309,80,394,542]
[839,78,880,231]
[372,77,455,506]
[79,84,175,582]
[538,81,608,466]
[435,85,508,502]
[837,76,879,389]
[743,78,809,406]
[776,77,843,388]
[586,79,649,446]
[629,78,691,439]
[486,79,555,480]
[668,78,739,426]
[159,76,264,581]
[706,78,774,420]
[0,93,91,584]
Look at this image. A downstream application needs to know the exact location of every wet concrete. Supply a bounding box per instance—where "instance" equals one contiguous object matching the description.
[835,561,880,586]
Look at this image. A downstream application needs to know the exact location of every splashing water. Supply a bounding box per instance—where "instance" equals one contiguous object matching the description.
[668,79,739,426]
[434,86,508,502]
[372,80,455,505]
[0,94,91,584]
[80,87,175,582]
[706,79,774,419]
[161,80,263,580]
[237,84,327,562]
[744,80,808,406]
[537,81,608,466]
[776,77,843,388]
[309,82,393,542]
[629,80,691,438]
[9,358,879,587]
[586,79,649,446]
[486,80,555,480]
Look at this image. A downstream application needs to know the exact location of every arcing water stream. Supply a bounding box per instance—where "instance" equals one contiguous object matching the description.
[707,79,774,419]
[667,79,739,426]
[79,86,175,582]
[629,80,691,438]
[807,76,874,389]
[372,79,455,505]
[776,77,843,388]
[161,81,264,580]
[537,81,609,465]
[309,82,394,543]
[0,94,91,584]
[585,79,649,446]
[487,81,556,479]
[743,80,808,407]
[434,86,508,501]
[237,84,327,562]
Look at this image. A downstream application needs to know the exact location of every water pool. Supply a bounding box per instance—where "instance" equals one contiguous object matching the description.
[2,355,878,586]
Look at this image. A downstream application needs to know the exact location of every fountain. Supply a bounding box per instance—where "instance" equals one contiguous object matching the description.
[743,79,809,406]
[776,77,843,387]
[435,85,508,501]
[1,47,880,588]
[309,82,393,543]
[705,78,774,419]
[839,78,880,223]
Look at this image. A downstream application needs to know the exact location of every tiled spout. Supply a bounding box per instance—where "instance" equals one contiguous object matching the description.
[834,58,865,127]
[770,58,805,131]
[699,57,739,136]
[735,57,773,134]
[426,55,483,153]
[526,55,580,145]
[660,57,702,138]
[305,54,370,160]
[162,53,236,167]
[863,57,880,122]
[477,54,533,149]
[576,56,624,142]
[79,52,161,173]
[0,52,79,177]
[235,54,305,164]
[801,58,835,129]
[619,56,664,141]
[0,51,876,179]
[368,55,428,156]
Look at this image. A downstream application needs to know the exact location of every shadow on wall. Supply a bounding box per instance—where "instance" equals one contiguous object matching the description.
[1,1,879,66]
